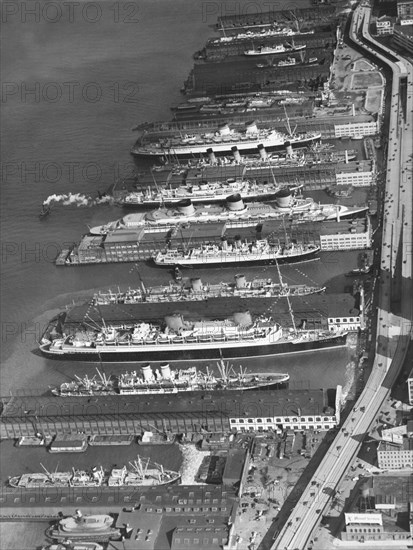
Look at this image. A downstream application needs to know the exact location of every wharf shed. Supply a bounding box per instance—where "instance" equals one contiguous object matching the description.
[0,388,339,439]
[59,292,361,332]
[216,5,338,28]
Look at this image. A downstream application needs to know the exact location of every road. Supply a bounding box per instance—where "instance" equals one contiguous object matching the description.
[267,7,413,550]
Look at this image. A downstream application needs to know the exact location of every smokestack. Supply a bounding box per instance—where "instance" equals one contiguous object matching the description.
[191,278,203,291]
[231,146,242,163]
[285,141,293,157]
[207,148,217,165]
[235,274,247,289]
[141,364,153,382]
[160,363,171,380]
[257,143,268,160]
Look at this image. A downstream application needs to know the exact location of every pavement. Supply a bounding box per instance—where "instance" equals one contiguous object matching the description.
[265,7,413,550]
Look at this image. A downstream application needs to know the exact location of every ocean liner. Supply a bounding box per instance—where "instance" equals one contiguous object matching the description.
[153,240,320,267]
[131,121,321,159]
[119,179,291,208]
[51,361,290,396]
[244,43,306,56]
[40,310,347,362]
[213,27,314,43]
[91,275,325,305]
[90,192,368,235]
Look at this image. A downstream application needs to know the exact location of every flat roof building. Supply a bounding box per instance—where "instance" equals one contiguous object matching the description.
[0,387,340,439]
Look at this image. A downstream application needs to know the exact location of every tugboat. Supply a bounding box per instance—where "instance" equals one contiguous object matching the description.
[39,203,51,219]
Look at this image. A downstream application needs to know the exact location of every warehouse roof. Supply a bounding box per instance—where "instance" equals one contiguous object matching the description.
[0,388,335,421]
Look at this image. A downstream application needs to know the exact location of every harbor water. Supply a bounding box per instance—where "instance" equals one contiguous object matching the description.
[1,0,360,396]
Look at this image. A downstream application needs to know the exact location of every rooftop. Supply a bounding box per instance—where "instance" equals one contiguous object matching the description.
[0,388,335,421]
[62,292,359,326]
[394,24,413,36]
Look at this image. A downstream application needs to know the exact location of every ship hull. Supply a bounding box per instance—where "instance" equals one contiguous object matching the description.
[41,334,347,362]
[154,247,319,267]
[132,133,321,159]
[120,189,281,208]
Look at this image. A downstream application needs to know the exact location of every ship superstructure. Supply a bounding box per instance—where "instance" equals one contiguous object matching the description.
[91,275,325,305]
[51,361,290,396]
[132,121,321,159]
[89,192,368,235]
[40,308,348,362]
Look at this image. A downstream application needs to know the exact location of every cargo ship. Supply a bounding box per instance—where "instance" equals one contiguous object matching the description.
[131,121,321,159]
[153,241,320,267]
[40,310,347,362]
[244,43,306,56]
[51,360,290,396]
[91,275,325,305]
[90,192,368,234]
[47,511,120,542]
[119,179,290,207]
[10,459,180,489]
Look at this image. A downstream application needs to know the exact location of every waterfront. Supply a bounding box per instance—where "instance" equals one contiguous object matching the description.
[1,2,393,549]
[0,0,216,383]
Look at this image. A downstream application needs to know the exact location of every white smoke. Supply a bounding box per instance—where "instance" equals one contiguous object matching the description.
[43,193,114,207]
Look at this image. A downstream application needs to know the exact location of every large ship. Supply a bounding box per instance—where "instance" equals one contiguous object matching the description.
[131,121,321,159]
[40,310,347,362]
[213,27,314,43]
[90,192,368,235]
[244,43,306,56]
[91,275,325,305]
[119,179,290,208]
[51,361,290,397]
[153,240,320,267]
[10,459,180,489]
[47,511,120,542]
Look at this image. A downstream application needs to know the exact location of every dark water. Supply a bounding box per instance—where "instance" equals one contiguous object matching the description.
[0,0,358,400]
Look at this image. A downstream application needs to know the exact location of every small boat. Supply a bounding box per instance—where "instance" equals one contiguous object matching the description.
[39,204,51,219]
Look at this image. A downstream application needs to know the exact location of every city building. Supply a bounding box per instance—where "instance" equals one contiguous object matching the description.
[342,513,384,542]
[341,476,413,542]
[397,0,413,19]
[376,16,394,35]
[108,486,238,550]
[319,217,372,251]
[335,170,374,186]
[334,121,379,138]
[377,438,413,469]
[393,24,413,54]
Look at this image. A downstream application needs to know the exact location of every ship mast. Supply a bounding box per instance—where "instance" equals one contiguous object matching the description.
[283,105,292,136]
[275,260,297,333]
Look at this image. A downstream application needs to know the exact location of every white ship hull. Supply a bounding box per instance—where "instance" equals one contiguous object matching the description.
[244,44,306,56]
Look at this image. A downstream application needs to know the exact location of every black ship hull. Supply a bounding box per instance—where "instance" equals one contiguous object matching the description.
[42,334,347,362]
[131,135,321,160]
